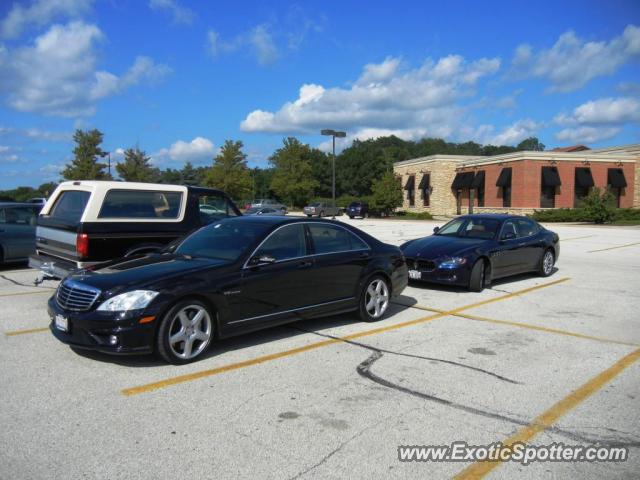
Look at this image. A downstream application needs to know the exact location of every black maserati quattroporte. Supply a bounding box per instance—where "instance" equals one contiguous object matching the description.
[49,216,408,363]
[401,214,559,292]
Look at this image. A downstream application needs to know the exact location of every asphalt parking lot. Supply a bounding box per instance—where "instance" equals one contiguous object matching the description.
[1,218,639,479]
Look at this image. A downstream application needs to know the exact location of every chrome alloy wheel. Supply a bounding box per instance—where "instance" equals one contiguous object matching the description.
[543,251,554,275]
[168,305,212,360]
[365,278,390,319]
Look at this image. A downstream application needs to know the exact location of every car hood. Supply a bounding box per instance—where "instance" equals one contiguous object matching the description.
[65,254,229,293]
[401,235,492,259]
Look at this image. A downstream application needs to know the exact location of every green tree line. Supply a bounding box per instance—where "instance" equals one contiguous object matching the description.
[0,128,545,212]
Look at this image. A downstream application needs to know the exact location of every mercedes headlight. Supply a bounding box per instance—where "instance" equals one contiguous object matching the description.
[97,290,159,312]
[439,256,467,269]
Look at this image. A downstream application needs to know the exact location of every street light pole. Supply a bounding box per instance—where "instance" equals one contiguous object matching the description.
[321,129,346,219]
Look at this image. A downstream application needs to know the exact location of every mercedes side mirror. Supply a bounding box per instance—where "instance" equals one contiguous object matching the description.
[248,254,276,266]
[433,226,440,234]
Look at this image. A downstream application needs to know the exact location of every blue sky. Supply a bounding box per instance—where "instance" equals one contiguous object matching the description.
[0,0,639,189]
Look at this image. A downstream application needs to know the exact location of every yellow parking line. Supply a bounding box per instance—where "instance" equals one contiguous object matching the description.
[453,347,640,479]
[0,290,51,298]
[400,304,639,347]
[5,327,49,336]
[588,241,640,253]
[121,277,569,397]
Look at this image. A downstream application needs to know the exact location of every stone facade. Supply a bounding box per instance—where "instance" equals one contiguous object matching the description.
[394,156,475,216]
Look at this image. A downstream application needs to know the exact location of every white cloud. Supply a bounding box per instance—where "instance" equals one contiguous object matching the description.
[555,97,640,125]
[240,54,500,136]
[207,24,279,65]
[0,22,171,117]
[0,0,92,39]
[556,126,620,144]
[148,0,194,25]
[39,162,65,180]
[0,145,9,153]
[153,137,215,165]
[24,128,71,142]
[511,25,640,92]
[486,119,541,146]
[552,96,640,144]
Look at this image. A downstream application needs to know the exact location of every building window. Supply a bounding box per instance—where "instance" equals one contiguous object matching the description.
[540,167,561,208]
[404,175,415,207]
[418,174,430,207]
[496,167,512,208]
[607,168,627,208]
[574,168,594,207]
[503,186,511,207]
[472,171,485,207]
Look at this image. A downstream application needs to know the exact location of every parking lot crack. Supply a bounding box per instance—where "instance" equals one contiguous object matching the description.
[0,274,55,290]
[290,326,640,448]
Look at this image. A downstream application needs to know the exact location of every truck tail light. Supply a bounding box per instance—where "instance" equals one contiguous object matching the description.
[76,233,89,259]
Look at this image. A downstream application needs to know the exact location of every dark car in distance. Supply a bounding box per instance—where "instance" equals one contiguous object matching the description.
[0,203,42,264]
[346,201,369,219]
[48,216,408,364]
[400,214,559,292]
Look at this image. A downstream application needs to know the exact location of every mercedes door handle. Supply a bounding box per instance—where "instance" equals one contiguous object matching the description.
[359,251,371,258]
[298,260,313,269]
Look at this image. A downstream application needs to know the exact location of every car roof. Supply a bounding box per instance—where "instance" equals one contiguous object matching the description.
[223,215,343,227]
[457,214,529,221]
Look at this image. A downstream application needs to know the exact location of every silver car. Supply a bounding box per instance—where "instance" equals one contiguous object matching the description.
[303,202,342,217]
[250,199,287,214]
[244,207,286,216]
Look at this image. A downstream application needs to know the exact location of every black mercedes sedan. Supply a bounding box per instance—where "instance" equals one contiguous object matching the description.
[400,214,559,292]
[48,216,408,364]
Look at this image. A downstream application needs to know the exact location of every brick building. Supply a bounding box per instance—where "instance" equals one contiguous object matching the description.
[393,144,640,216]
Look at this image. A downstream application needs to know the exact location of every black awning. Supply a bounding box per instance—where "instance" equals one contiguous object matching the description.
[541,167,561,187]
[451,172,474,189]
[404,175,415,190]
[418,173,430,190]
[575,168,594,188]
[495,167,512,187]
[608,168,627,188]
[471,171,485,188]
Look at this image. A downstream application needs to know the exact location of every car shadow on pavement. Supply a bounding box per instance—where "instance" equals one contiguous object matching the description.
[69,298,418,368]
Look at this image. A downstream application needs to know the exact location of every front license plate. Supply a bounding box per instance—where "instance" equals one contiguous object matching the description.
[408,270,421,280]
[55,314,68,332]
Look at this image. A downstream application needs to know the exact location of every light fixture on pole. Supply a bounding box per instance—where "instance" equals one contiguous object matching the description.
[320,129,346,219]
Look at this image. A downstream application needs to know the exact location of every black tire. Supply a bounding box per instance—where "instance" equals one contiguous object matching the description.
[280,207,287,215]
[319,211,324,218]
[306,214,312,218]
[348,216,354,219]
[468,259,486,292]
[539,249,555,277]
[156,299,214,364]
[358,275,391,322]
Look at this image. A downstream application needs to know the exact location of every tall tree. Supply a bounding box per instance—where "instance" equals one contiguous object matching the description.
[252,167,275,199]
[310,148,332,198]
[517,137,545,151]
[62,129,110,180]
[204,140,253,201]
[157,168,182,184]
[180,162,200,186]
[115,147,158,182]
[269,137,318,207]
[371,171,403,215]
